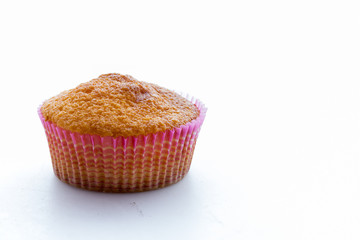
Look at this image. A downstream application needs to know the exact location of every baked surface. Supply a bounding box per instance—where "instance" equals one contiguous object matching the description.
[41,73,199,137]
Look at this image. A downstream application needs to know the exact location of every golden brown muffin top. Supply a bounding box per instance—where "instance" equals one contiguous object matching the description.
[41,73,199,137]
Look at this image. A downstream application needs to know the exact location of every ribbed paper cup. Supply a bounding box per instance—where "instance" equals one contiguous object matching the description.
[38,95,206,192]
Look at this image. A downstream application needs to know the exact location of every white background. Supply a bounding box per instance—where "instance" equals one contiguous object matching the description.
[1,0,360,239]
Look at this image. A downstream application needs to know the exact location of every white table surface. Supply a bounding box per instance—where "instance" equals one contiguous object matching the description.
[1,1,360,239]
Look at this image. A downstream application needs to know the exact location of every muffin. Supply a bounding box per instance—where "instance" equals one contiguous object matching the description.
[38,73,206,192]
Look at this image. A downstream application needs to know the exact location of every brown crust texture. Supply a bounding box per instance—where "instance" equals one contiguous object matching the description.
[41,73,199,137]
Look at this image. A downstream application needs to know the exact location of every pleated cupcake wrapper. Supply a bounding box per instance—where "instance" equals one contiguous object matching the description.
[38,95,207,192]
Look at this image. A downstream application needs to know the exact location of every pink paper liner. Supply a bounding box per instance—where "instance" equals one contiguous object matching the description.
[38,94,207,192]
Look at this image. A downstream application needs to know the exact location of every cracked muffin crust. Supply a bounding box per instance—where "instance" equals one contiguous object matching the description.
[41,73,200,137]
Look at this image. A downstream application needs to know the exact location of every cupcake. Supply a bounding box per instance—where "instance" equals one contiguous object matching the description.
[38,73,206,192]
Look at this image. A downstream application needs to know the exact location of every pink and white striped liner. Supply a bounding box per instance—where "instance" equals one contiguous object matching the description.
[38,95,207,192]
